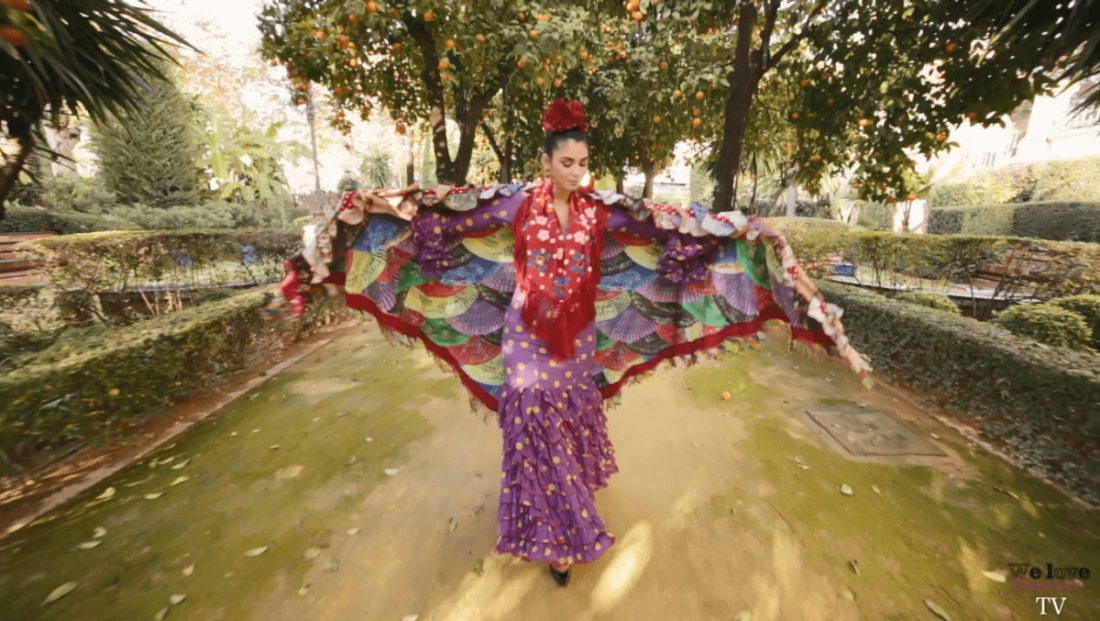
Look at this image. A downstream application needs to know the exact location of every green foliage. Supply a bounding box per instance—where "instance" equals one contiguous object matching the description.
[780,228,1100,301]
[337,174,360,192]
[928,202,1100,242]
[818,280,1100,506]
[39,176,118,214]
[690,162,716,206]
[360,145,394,189]
[931,175,1017,207]
[90,61,205,208]
[195,114,307,208]
[109,201,308,231]
[0,206,139,234]
[894,291,961,315]
[0,0,190,207]
[992,303,1094,352]
[1049,294,1100,350]
[856,201,893,232]
[0,286,349,462]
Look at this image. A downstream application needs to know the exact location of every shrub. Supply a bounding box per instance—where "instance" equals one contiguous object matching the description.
[991,303,1093,352]
[1050,294,1100,350]
[1032,156,1100,202]
[40,176,118,214]
[895,291,961,315]
[932,174,1016,207]
[109,201,305,230]
[817,281,1100,507]
[856,200,893,231]
[931,183,980,207]
[0,206,139,234]
[927,202,1100,243]
[0,286,350,466]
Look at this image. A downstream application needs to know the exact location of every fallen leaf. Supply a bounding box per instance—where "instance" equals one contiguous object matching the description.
[930,433,940,439]
[871,485,882,495]
[145,492,165,500]
[244,546,268,557]
[154,606,169,621]
[346,456,357,466]
[170,476,189,486]
[93,527,107,538]
[474,470,482,477]
[347,528,360,535]
[169,594,186,605]
[810,588,826,602]
[797,464,810,470]
[385,469,400,476]
[42,582,77,605]
[842,588,856,602]
[401,616,419,621]
[337,411,348,417]
[448,518,457,533]
[840,484,853,496]
[230,432,238,437]
[471,559,484,575]
[158,457,175,466]
[183,565,194,576]
[96,487,116,500]
[850,559,860,575]
[992,486,1020,500]
[252,429,260,433]
[365,437,373,442]
[734,611,752,621]
[925,599,952,621]
[269,445,280,450]
[323,558,340,572]
[981,570,1007,583]
[304,547,322,561]
[77,540,102,550]
[298,585,309,596]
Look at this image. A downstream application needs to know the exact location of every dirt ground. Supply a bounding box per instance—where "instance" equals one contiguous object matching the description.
[1,321,1097,621]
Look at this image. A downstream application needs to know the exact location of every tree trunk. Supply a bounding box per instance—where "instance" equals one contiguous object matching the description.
[406,134,415,186]
[615,177,625,194]
[306,91,321,192]
[0,129,34,218]
[712,2,759,213]
[785,180,798,217]
[639,141,655,199]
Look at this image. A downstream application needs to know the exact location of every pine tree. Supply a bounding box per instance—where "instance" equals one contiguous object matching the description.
[91,63,204,208]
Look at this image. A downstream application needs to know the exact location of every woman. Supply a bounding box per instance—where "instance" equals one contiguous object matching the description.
[282,99,871,587]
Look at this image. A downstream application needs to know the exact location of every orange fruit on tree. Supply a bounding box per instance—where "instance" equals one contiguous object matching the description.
[693,108,700,116]
[476,33,485,43]
[660,61,668,69]
[442,73,451,82]
[339,35,349,46]
[446,39,457,49]
[633,11,644,21]
[945,41,958,53]
[518,12,525,19]
[554,79,562,88]
[792,112,800,119]
[393,43,403,52]
[297,97,306,105]
[800,79,810,87]
[556,55,563,63]
[518,59,528,68]
[389,8,399,18]
[936,133,947,142]
[580,50,589,59]
[396,123,407,134]
[439,60,450,69]
[967,111,979,120]
[695,91,705,99]
[349,14,359,24]
[858,118,872,127]
[348,57,361,67]
[653,115,661,123]
[826,98,834,106]
[2,0,33,10]
[366,0,378,13]
[537,77,545,85]
[529,29,538,38]
[693,118,702,127]
[424,11,434,21]
[812,154,822,162]
[270,58,278,66]
[673,89,683,98]
[907,193,918,201]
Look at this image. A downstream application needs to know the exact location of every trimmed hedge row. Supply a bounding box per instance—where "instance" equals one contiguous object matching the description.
[894,291,960,315]
[819,281,1100,506]
[0,206,140,235]
[0,286,350,468]
[928,201,1100,243]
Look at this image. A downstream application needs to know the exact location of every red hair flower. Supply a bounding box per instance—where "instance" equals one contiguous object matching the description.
[542,99,589,132]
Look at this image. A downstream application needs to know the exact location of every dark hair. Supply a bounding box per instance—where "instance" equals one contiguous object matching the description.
[544,128,588,156]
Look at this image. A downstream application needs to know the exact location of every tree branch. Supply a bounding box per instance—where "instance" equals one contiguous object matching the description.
[763,0,828,75]
[481,122,504,163]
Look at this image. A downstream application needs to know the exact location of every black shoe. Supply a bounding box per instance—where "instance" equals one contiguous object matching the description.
[549,563,572,587]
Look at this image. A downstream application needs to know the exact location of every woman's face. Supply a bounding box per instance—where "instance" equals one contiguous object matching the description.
[541,139,589,193]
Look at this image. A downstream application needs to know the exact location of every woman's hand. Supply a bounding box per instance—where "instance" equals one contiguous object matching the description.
[354,182,421,221]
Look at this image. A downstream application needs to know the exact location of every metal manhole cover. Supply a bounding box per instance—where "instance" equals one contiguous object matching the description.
[804,407,947,457]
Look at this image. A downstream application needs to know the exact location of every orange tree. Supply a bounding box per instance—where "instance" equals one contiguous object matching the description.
[259,1,612,187]
[615,0,1075,212]
[0,0,189,216]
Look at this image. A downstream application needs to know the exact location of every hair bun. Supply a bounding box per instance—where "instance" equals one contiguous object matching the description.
[542,99,589,132]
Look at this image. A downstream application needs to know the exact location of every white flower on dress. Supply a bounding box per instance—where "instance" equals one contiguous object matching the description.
[537,229,551,241]
[572,231,587,243]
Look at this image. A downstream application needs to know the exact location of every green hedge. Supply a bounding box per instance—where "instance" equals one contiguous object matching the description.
[931,156,1100,207]
[0,286,350,468]
[991,303,1094,352]
[1051,294,1100,350]
[819,281,1100,506]
[929,202,1100,242]
[894,291,961,315]
[0,206,140,234]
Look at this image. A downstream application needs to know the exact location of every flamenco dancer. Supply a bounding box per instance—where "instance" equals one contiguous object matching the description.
[281,99,872,587]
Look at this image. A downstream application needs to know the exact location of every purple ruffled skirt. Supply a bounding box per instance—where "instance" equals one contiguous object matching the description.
[494,292,619,566]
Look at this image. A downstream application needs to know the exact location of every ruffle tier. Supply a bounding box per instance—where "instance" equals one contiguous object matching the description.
[494,382,618,566]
